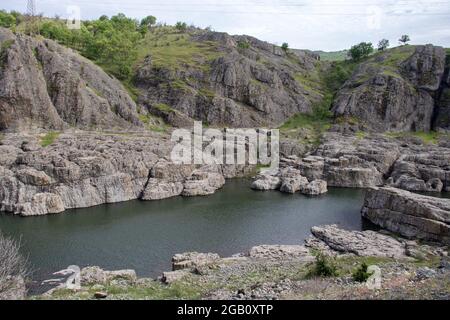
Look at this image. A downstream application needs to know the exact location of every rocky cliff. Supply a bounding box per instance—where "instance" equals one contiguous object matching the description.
[0,28,142,131]
[332,45,448,132]
[134,30,324,128]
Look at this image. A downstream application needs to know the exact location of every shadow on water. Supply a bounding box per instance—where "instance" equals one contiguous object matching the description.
[0,179,373,286]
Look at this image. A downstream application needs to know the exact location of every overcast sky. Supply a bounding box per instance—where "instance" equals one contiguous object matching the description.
[2,0,450,51]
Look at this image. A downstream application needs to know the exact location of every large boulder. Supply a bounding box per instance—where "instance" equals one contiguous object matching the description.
[362,187,450,244]
[301,180,328,196]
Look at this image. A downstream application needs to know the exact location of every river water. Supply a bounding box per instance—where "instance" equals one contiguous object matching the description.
[0,179,371,285]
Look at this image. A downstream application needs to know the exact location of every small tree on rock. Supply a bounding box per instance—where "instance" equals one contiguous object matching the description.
[281,42,289,52]
[377,39,389,51]
[399,35,410,45]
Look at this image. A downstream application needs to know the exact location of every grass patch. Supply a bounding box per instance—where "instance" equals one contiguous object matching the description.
[376,45,416,68]
[139,113,169,133]
[155,103,174,113]
[386,131,442,145]
[356,131,367,139]
[40,131,60,147]
[0,39,14,68]
[137,29,223,72]
[121,80,140,103]
[306,253,339,278]
[280,94,333,145]
[198,87,216,100]
[316,50,349,62]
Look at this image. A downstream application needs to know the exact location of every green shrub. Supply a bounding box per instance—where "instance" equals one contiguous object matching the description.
[308,253,338,278]
[40,132,60,147]
[237,40,250,50]
[352,263,374,283]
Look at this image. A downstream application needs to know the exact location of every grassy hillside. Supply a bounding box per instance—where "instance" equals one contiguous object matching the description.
[315,50,348,61]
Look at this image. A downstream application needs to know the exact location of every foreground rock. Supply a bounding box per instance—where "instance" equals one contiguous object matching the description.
[362,187,450,244]
[39,225,449,300]
[308,225,407,258]
[251,168,327,195]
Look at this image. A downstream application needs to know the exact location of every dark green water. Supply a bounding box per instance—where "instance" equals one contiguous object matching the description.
[0,179,369,284]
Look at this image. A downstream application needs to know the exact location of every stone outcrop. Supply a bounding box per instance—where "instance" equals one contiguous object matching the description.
[308,225,408,258]
[0,28,141,131]
[80,266,137,286]
[0,133,244,216]
[279,167,309,194]
[302,180,328,195]
[182,166,226,197]
[332,45,446,132]
[135,32,323,128]
[248,245,314,261]
[251,173,281,191]
[362,187,450,244]
[172,252,221,271]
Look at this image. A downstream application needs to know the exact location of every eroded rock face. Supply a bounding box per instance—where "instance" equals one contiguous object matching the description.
[302,180,328,195]
[362,187,450,244]
[135,32,322,128]
[309,225,407,258]
[251,173,281,191]
[172,252,221,271]
[249,245,314,261]
[0,28,141,131]
[80,266,137,286]
[279,168,309,194]
[332,45,446,132]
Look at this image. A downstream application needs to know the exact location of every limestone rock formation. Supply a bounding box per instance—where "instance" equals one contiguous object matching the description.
[135,32,323,128]
[249,245,314,261]
[172,252,221,271]
[0,27,141,131]
[309,225,408,258]
[332,45,446,132]
[362,187,450,244]
[302,180,328,195]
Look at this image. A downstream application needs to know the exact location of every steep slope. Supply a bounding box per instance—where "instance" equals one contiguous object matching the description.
[0,27,142,132]
[134,28,324,128]
[331,45,446,132]
[435,50,450,130]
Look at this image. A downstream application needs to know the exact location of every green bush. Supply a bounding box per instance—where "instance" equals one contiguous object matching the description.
[352,263,374,283]
[40,131,60,147]
[348,42,374,61]
[237,40,250,50]
[309,253,338,278]
[0,10,16,28]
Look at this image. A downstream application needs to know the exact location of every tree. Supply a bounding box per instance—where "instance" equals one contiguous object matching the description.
[139,15,156,35]
[281,42,289,52]
[0,232,28,298]
[348,42,374,60]
[377,39,389,51]
[399,35,410,45]
[175,21,187,32]
[0,10,16,28]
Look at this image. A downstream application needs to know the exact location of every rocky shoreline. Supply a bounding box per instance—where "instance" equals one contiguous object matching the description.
[27,223,448,300]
